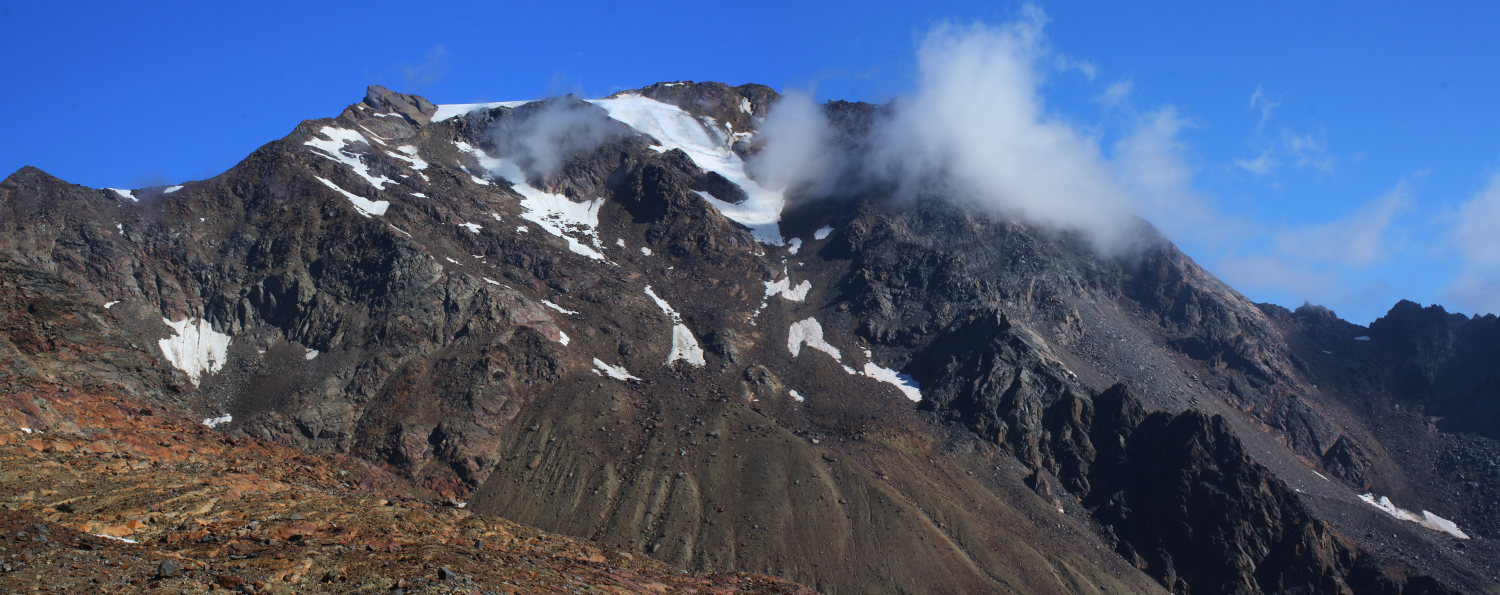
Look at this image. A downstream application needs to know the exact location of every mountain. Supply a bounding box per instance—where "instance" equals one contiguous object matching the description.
[1,82,1495,594]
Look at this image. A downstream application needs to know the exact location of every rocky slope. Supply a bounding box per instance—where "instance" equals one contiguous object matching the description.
[0,262,816,594]
[1,82,1495,594]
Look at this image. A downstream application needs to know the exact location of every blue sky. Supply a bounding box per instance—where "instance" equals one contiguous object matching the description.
[3,1,1498,324]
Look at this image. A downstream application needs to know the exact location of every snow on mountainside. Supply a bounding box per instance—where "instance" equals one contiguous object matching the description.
[0,82,1496,595]
[586,95,787,245]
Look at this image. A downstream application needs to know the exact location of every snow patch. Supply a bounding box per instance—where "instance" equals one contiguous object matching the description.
[304,126,394,190]
[20,427,32,434]
[557,330,570,346]
[95,534,139,544]
[764,274,812,302]
[202,413,232,428]
[814,225,834,240]
[542,300,578,315]
[789,389,804,402]
[163,185,183,194]
[116,223,124,234]
[1358,493,1470,539]
[390,145,429,170]
[588,95,785,244]
[462,168,491,185]
[459,222,482,234]
[787,238,802,254]
[643,285,706,366]
[477,154,609,261]
[158,318,232,386]
[108,188,137,202]
[640,246,652,256]
[432,100,533,122]
[1353,336,1372,341]
[454,140,502,171]
[103,301,120,309]
[861,350,923,402]
[304,348,319,360]
[787,318,841,361]
[593,358,640,381]
[385,146,430,181]
[315,176,389,217]
[482,277,503,286]
[739,97,753,114]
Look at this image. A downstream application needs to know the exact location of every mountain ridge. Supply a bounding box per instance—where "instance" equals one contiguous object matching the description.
[1,81,1494,594]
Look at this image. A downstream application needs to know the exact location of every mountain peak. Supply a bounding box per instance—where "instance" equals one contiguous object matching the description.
[347,84,437,125]
[1,165,66,187]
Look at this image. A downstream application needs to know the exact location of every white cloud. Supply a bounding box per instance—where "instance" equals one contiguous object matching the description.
[1218,254,1331,298]
[751,5,1212,255]
[1101,78,1133,107]
[1235,148,1279,176]
[747,90,834,193]
[751,3,1406,322]
[1113,107,1226,246]
[865,16,1138,252]
[1237,86,1335,179]
[487,99,629,179]
[1446,174,1500,314]
[401,45,450,87]
[1274,182,1412,267]
[1284,130,1334,172]
[1249,84,1280,129]
[1056,56,1099,80]
[1211,180,1417,319]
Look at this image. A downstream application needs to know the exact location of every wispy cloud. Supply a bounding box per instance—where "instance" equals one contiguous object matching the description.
[1234,148,1279,176]
[1215,179,1417,317]
[1249,84,1280,129]
[1218,254,1332,299]
[1445,174,1500,315]
[401,45,450,87]
[1283,130,1334,172]
[1101,78,1133,107]
[746,89,833,193]
[1055,55,1098,80]
[1273,181,1413,267]
[1112,106,1237,247]
[1236,85,1335,177]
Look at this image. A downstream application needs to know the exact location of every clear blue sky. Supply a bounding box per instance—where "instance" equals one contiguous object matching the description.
[4,1,1499,324]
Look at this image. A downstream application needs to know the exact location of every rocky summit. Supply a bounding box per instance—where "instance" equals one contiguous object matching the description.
[0,82,1496,594]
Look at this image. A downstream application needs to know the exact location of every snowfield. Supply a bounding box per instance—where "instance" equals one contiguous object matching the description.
[787,318,842,361]
[477,150,609,262]
[1358,493,1470,539]
[586,94,786,245]
[432,100,533,122]
[861,349,923,402]
[643,285,706,367]
[159,317,232,386]
[316,176,389,217]
[304,126,393,190]
[764,274,812,302]
[593,358,641,381]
